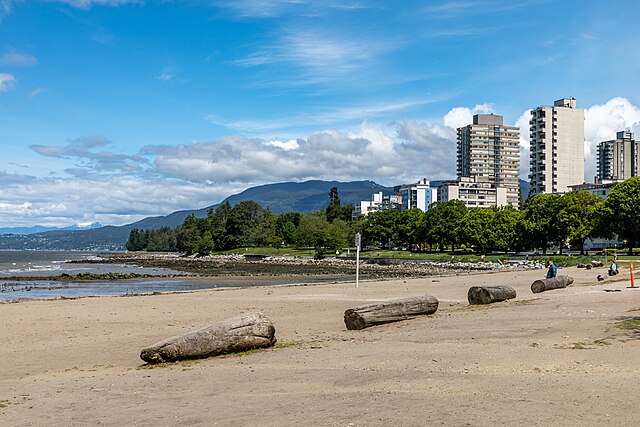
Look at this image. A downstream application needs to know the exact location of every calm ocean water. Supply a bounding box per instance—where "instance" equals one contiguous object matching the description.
[0,250,333,301]
[0,250,209,300]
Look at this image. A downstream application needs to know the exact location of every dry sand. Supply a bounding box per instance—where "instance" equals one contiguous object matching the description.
[1,266,640,426]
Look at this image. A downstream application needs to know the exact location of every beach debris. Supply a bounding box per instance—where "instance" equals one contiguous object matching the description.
[467,285,517,305]
[343,294,438,330]
[530,275,574,293]
[140,312,276,364]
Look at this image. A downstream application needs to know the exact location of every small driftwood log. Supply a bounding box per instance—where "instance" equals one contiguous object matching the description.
[140,312,276,364]
[530,275,574,294]
[344,295,438,330]
[467,285,516,305]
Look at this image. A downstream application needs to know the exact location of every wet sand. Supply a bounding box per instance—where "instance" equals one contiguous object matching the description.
[1,266,639,426]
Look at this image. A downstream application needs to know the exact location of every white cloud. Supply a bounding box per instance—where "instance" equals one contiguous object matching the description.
[30,87,48,98]
[515,109,532,180]
[30,136,147,174]
[8,97,640,227]
[218,0,366,19]
[0,174,235,228]
[233,28,403,87]
[157,68,174,82]
[442,103,495,129]
[207,98,433,134]
[0,72,16,92]
[0,0,12,21]
[515,97,640,183]
[266,139,299,150]
[584,97,640,180]
[0,51,37,67]
[50,0,143,9]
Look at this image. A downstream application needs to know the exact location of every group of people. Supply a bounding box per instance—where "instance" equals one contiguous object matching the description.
[546,254,620,279]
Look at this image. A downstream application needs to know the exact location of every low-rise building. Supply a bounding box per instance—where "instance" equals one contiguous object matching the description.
[394,178,438,212]
[437,176,508,208]
[352,179,437,218]
[352,192,384,218]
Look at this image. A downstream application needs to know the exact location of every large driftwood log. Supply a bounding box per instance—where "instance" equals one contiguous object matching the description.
[344,295,438,330]
[140,312,276,364]
[467,285,516,305]
[530,275,574,294]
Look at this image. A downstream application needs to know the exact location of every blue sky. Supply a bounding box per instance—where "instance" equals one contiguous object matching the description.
[1,0,640,227]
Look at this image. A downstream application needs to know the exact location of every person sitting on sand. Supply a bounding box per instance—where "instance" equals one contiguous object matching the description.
[608,260,619,276]
[546,261,557,278]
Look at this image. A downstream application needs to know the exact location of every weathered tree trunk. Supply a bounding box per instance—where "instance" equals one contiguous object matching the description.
[140,312,276,364]
[530,275,574,293]
[344,295,438,330]
[467,285,516,305]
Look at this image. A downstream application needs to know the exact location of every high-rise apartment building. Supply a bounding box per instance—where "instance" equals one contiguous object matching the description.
[596,131,639,181]
[529,97,585,196]
[457,114,520,207]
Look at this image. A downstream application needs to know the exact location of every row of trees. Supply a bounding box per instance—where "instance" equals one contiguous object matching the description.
[127,187,356,255]
[127,178,640,256]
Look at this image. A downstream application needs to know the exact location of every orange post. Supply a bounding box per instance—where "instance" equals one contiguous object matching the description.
[631,260,635,288]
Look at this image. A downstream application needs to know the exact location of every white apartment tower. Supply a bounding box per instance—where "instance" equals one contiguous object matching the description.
[596,131,639,181]
[457,114,520,207]
[529,97,585,196]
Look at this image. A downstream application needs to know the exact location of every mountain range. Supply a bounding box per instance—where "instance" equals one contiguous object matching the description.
[0,179,531,251]
[0,222,103,236]
[0,180,392,250]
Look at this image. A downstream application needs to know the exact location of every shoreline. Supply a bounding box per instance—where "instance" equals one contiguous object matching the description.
[2,264,638,425]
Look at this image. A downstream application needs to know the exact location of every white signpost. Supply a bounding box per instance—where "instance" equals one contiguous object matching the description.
[355,232,361,288]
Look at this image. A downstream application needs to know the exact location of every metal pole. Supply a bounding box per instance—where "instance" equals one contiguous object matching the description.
[355,232,361,289]
[356,243,360,288]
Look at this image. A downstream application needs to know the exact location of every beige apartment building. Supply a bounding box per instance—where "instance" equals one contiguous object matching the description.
[437,176,508,208]
[457,114,520,207]
[596,131,639,181]
[529,97,585,196]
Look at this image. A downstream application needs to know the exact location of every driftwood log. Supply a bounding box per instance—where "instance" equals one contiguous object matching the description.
[344,295,438,330]
[467,285,516,305]
[140,312,276,364]
[530,275,574,294]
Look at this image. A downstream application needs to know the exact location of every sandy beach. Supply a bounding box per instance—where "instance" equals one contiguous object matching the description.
[1,265,640,426]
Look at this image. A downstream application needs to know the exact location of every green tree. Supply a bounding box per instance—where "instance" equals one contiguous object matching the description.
[458,208,495,253]
[196,231,215,256]
[556,190,601,254]
[397,209,425,250]
[325,187,354,222]
[176,214,202,255]
[597,177,640,255]
[295,212,329,249]
[126,229,146,251]
[522,193,561,254]
[225,201,271,249]
[362,209,401,248]
[423,200,467,251]
[325,219,350,251]
[491,206,524,252]
[275,212,301,245]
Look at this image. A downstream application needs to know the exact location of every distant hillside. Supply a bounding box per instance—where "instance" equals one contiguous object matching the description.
[0,180,392,250]
[0,179,533,251]
[0,222,103,236]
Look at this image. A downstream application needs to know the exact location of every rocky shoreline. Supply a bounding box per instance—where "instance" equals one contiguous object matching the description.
[92,251,544,280]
